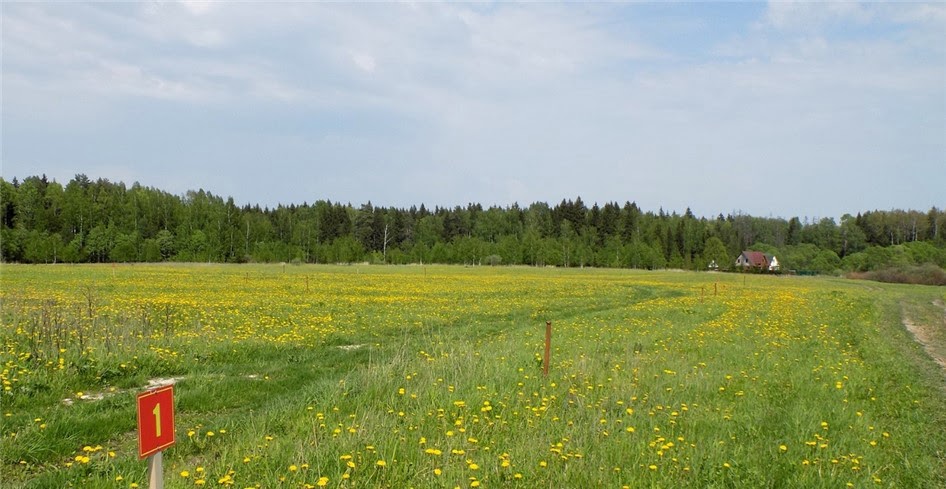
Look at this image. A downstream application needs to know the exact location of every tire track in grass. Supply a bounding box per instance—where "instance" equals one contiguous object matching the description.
[900,299,946,381]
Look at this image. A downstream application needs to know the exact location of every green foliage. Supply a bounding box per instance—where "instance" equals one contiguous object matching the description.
[781,244,840,274]
[903,241,946,268]
[702,237,730,270]
[2,175,944,277]
[748,242,778,255]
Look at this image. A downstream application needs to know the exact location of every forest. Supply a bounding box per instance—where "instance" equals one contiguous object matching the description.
[2,174,945,277]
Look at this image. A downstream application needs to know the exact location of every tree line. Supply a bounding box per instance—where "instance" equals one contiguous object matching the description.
[2,174,944,274]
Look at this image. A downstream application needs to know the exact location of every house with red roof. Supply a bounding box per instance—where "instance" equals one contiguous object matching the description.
[735,251,780,272]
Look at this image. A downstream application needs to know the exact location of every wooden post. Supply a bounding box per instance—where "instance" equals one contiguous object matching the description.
[714,281,718,296]
[148,451,164,489]
[543,321,552,377]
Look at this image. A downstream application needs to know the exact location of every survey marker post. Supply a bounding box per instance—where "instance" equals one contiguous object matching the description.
[137,385,176,489]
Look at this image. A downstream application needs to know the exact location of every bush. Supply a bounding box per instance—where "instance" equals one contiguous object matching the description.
[848,263,946,286]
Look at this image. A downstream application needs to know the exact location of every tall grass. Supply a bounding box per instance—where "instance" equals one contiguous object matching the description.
[1,264,944,487]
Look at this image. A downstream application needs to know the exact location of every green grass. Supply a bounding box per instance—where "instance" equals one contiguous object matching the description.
[1,264,944,488]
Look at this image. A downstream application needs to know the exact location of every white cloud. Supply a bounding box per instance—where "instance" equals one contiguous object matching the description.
[891,3,946,24]
[186,28,226,48]
[3,3,943,217]
[351,52,377,73]
[179,0,215,16]
[764,0,874,31]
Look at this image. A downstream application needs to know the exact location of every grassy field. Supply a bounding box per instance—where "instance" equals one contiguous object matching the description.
[1,264,944,488]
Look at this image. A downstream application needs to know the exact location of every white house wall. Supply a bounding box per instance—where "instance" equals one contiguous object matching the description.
[768,257,780,270]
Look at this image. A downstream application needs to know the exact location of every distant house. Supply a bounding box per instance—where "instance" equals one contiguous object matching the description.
[735,251,780,272]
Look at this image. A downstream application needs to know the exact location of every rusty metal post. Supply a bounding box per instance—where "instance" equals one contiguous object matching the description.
[543,321,552,377]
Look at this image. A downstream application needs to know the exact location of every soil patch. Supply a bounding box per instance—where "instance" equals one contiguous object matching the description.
[901,301,946,374]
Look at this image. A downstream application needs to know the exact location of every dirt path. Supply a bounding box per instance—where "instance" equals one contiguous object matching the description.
[901,299,946,374]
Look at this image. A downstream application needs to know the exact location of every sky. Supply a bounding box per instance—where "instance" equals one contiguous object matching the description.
[2,1,944,220]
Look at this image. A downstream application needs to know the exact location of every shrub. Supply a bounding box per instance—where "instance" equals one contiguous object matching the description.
[848,263,946,286]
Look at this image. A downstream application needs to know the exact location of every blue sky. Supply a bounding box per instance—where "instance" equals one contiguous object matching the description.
[2,1,944,220]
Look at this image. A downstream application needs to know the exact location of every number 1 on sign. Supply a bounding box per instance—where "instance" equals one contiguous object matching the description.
[153,403,161,438]
[137,385,175,460]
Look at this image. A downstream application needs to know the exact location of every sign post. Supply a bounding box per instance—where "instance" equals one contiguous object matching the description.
[137,385,176,489]
[543,321,552,377]
[148,451,164,488]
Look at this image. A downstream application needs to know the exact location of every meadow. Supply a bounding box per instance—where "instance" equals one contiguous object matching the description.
[1,264,944,488]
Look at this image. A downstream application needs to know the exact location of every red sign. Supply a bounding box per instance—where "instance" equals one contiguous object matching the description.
[137,385,176,459]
